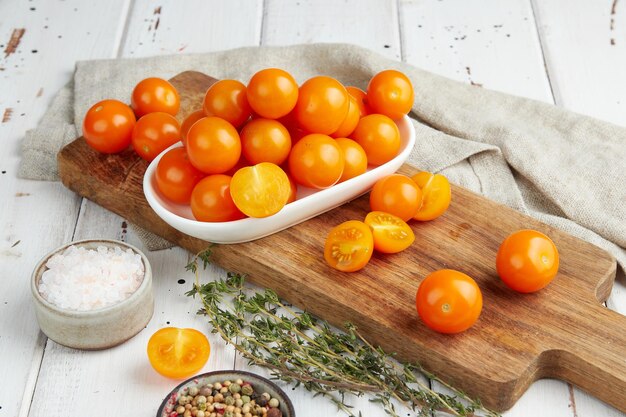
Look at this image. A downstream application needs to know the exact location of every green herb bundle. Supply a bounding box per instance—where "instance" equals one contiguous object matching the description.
[186,250,499,417]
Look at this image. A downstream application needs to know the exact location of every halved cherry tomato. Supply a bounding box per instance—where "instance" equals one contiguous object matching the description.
[131,112,181,161]
[350,114,400,166]
[324,220,374,272]
[367,70,414,120]
[496,230,559,293]
[411,172,451,221]
[203,79,252,128]
[364,211,415,253]
[230,163,291,218]
[331,95,360,138]
[83,99,136,154]
[247,68,298,119]
[155,147,205,204]
[131,77,180,118]
[370,174,422,221]
[335,138,367,182]
[240,118,292,165]
[288,134,344,189]
[295,76,349,134]
[345,86,370,118]
[416,269,483,334]
[190,175,245,222]
[186,117,241,174]
[180,110,205,146]
[147,327,211,379]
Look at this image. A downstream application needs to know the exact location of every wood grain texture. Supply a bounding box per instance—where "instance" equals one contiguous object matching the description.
[399,0,553,103]
[262,0,401,60]
[397,2,571,414]
[259,2,421,415]
[26,2,264,415]
[0,1,131,416]
[532,0,626,125]
[120,0,263,57]
[57,71,624,412]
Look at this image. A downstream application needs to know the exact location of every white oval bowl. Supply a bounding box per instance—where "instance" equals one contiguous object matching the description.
[143,116,415,244]
[31,239,154,350]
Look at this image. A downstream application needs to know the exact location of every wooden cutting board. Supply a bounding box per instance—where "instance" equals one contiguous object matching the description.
[57,71,626,413]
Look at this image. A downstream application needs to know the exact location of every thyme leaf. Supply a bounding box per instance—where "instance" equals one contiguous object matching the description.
[186,248,499,417]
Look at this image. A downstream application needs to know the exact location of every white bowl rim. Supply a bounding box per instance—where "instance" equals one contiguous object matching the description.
[156,369,296,417]
[31,239,152,317]
[143,115,415,242]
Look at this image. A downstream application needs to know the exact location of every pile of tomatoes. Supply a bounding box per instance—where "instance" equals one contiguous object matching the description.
[82,68,561,339]
[82,68,414,222]
[324,171,452,272]
[324,170,560,335]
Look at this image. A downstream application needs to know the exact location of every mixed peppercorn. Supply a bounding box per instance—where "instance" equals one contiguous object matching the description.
[171,378,283,417]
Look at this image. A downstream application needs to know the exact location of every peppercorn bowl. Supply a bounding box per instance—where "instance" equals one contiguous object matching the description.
[157,370,295,417]
[31,239,154,350]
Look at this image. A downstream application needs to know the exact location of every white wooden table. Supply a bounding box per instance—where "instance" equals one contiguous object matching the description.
[1,1,624,416]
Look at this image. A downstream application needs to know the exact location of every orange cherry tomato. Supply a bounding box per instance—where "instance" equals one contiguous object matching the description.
[203,79,252,128]
[246,68,298,119]
[324,220,374,272]
[240,118,292,165]
[331,95,360,138]
[186,117,241,174]
[147,327,211,379]
[131,112,181,161]
[83,99,136,154]
[367,70,414,120]
[364,211,415,254]
[345,86,370,118]
[155,147,205,204]
[180,110,205,146]
[335,138,367,182]
[411,172,451,221]
[350,114,400,166]
[131,77,180,118]
[295,76,349,135]
[288,134,344,189]
[370,174,422,222]
[416,269,483,334]
[496,230,559,293]
[190,175,245,222]
[230,163,291,218]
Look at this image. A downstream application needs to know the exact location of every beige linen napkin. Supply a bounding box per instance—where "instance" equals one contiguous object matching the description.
[18,43,626,274]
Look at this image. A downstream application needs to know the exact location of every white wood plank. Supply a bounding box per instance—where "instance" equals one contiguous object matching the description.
[235,2,419,416]
[120,0,263,57]
[532,0,626,314]
[399,1,579,416]
[399,0,553,103]
[28,1,264,417]
[262,0,401,60]
[532,0,626,125]
[28,200,236,417]
[0,1,131,416]
[531,2,626,415]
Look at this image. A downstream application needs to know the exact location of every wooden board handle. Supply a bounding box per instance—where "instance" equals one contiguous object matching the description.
[552,302,626,412]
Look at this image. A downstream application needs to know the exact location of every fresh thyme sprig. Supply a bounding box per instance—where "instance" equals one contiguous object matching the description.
[185,249,500,417]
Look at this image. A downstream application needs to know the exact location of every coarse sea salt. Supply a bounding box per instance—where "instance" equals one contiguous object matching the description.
[39,245,145,311]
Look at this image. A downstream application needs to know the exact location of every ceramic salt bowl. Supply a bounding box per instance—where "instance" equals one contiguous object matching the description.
[157,370,296,417]
[31,239,154,350]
